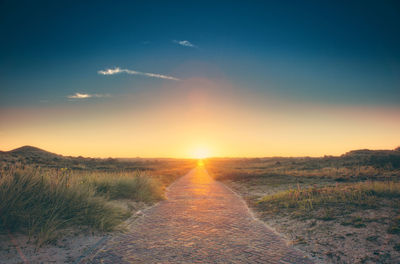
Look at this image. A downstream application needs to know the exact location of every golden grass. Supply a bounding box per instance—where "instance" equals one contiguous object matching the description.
[0,167,165,246]
[257,181,400,218]
[206,157,399,182]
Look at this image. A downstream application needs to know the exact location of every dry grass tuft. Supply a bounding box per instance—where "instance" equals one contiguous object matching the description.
[257,181,400,218]
[0,167,163,246]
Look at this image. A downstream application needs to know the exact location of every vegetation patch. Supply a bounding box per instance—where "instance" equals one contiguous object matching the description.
[388,216,400,234]
[394,243,400,251]
[91,172,164,202]
[207,151,400,264]
[0,168,164,246]
[257,181,400,218]
[341,217,367,228]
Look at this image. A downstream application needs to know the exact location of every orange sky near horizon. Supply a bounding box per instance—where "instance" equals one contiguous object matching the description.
[1,78,399,159]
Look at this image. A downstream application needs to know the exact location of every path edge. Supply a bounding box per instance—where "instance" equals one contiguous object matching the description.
[208,169,317,263]
[73,168,195,264]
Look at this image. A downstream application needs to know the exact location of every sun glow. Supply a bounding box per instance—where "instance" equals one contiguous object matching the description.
[190,145,211,159]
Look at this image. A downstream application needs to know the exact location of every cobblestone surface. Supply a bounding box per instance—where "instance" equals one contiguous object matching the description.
[85,167,313,263]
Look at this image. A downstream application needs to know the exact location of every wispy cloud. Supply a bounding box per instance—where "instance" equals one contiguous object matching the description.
[98,67,180,81]
[173,40,196,48]
[67,93,110,99]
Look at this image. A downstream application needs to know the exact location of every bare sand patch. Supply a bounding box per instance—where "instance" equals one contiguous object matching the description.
[0,201,148,264]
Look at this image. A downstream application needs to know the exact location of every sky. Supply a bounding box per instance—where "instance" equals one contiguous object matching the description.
[0,0,399,158]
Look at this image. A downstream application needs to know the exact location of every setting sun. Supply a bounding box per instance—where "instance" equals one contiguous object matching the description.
[190,145,211,159]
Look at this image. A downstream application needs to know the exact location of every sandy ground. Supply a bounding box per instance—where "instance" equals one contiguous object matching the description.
[0,230,105,263]
[223,179,400,264]
[0,201,148,264]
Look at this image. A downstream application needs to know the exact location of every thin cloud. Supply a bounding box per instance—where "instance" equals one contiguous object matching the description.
[173,40,196,48]
[98,67,180,81]
[67,93,110,99]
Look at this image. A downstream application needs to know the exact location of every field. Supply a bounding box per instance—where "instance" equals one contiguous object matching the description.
[2,146,400,263]
[206,148,400,263]
[0,146,195,262]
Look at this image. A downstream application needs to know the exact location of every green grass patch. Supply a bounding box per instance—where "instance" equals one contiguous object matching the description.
[257,181,400,218]
[0,168,164,246]
[91,172,164,202]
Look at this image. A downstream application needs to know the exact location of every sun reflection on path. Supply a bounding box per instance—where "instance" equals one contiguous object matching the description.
[189,164,213,196]
[197,159,204,167]
[88,165,313,263]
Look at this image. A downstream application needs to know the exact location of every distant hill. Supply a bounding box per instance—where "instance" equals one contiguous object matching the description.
[343,149,399,157]
[8,145,61,159]
[0,146,64,169]
[342,148,400,169]
[0,146,149,171]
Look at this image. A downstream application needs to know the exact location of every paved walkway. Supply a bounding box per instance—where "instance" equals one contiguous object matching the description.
[86,166,313,263]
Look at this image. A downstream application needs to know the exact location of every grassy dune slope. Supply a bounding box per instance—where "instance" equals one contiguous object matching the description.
[207,148,400,263]
[0,147,195,246]
[0,168,161,246]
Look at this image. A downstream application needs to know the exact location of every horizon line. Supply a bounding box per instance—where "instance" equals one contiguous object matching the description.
[2,145,399,160]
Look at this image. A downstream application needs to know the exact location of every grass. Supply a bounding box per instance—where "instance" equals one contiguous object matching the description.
[90,171,164,202]
[0,167,164,246]
[341,217,367,228]
[257,181,400,219]
[388,215,400,234]
[206,153,400,183]
[206,156,400,263]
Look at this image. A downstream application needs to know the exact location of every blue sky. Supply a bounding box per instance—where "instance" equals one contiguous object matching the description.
[0,1,399,156]
[1,0,399,106]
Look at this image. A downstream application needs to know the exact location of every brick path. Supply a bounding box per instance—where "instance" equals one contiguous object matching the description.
[86,167,313,263]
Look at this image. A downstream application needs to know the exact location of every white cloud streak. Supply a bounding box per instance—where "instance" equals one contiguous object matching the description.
[98,67,180,81]
[173,40,196,48]
[67,93,110,99]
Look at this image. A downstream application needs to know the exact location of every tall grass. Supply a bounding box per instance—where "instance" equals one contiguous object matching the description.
[257,181,400,217]
[90,171,164,202]
[0,167,163,246]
